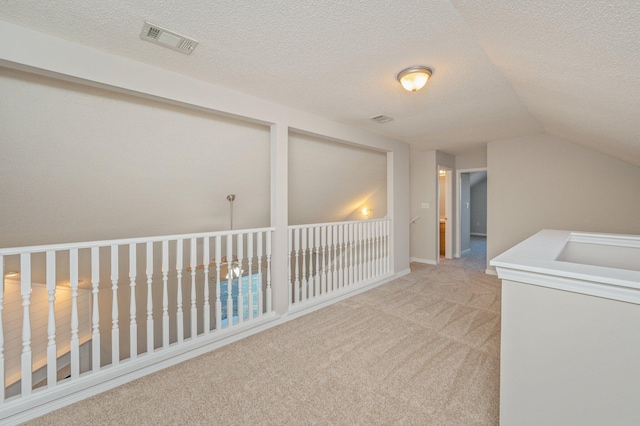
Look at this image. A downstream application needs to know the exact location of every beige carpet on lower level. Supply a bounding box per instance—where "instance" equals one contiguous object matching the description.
[27,237,501,425]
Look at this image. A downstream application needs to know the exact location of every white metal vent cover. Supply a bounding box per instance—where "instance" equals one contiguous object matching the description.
[369,115,394,124]
[140,21,198,55]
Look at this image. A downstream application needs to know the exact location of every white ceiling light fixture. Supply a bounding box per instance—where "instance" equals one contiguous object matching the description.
[140,21,199,55]
[397,66,433,92]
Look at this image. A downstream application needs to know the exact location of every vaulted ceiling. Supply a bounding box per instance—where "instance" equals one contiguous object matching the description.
[1,1,639,166]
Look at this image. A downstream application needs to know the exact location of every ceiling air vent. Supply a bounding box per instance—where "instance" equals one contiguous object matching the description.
[370,115,394,124]
[140,21,198,55]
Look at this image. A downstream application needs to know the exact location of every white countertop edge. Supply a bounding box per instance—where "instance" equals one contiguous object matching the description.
[491,230,640,304]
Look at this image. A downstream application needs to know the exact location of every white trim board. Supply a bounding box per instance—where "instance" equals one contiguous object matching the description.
[491,229,640,304]
[410,257,437,265]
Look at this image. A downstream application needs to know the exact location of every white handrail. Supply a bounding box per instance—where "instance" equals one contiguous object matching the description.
[288,217,388,230]
[0,227,275,255]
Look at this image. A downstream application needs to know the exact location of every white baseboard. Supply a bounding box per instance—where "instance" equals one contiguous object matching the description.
[471,233,487,237]
[285,270,407,320]
[410,257,437,265]
[485,268,498,276]
[460,249,471,255]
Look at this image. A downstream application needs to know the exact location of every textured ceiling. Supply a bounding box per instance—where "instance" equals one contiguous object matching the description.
[1,1,639,165]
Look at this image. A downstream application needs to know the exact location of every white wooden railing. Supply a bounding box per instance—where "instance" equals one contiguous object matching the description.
[0,219,396,422]
[0,227,273,415]
[288,218,391,308]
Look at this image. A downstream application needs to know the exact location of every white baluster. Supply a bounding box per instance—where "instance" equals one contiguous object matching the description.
[287,228,293,306]
[46,251,57,387]
[371,222,377,277]
[20,253,32,396]
[70,249,80,379]
[146,242,154,353]
[365,222,371,280]
[176,239,184,343]
[358,223,364,282]
[236,234,244,324]
[371,222,376,278]
[348,224,353,284]
[361,222,367,280]
[386,220,391,273]
[380,221,385,273]
[129,244,137,360]
[190,238,197,337]
[294,228,300,304]
[91,247,100,372]
[321,226,327,294]
[203,237,210,334]
[257,232,263,316]
[338,225,344,290]
[215,236,222,329]
[247,233,254,320]
[370,222,375,278]
[266,230,272,313]
[348,224,354,286]
[110,245,119,366]
[326,226,333,292]
[332,225,338,292]
[307,228,316,299]
[162,240,170,346]
[0,255,4,403]
[314,226,320,298]
[226,235,233,326]
[376,221,382,276]
[362,222,368,280]
[301,228,307,301]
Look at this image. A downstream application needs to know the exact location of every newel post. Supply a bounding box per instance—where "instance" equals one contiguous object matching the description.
[270,123,289,315]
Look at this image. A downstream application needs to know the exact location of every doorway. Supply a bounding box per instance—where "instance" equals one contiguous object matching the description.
[437,167,453,261]
[456,168,487,263]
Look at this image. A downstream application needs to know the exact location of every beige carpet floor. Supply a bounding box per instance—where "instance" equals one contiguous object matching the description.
[26,237,501,425]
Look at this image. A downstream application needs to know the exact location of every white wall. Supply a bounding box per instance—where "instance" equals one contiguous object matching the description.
[409,150,435,262]
[501,280,640,425]
[456,149,487,170]
[289,132,387,225]
[410,150,456,264]
[0,67,271,247]
[487,134,640,270]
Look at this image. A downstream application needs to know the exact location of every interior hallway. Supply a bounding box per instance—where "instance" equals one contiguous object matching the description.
[27,237,501,425]
[441,235,488,271]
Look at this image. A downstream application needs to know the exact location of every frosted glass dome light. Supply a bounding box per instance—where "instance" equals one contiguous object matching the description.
[397,66,433,92]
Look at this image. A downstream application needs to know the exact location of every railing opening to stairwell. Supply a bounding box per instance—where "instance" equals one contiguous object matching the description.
[0,218,395,422]
[288,218,391,309]
[0,227,274,419]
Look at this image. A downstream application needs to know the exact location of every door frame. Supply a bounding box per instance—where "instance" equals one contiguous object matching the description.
[437,166,453,262]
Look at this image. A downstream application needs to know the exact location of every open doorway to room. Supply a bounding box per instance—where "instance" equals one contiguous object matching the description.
[437,167,453,262]
[456,168,487,268]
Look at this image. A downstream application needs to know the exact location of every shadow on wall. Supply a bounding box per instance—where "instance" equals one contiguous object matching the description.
[289,132,387,225]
